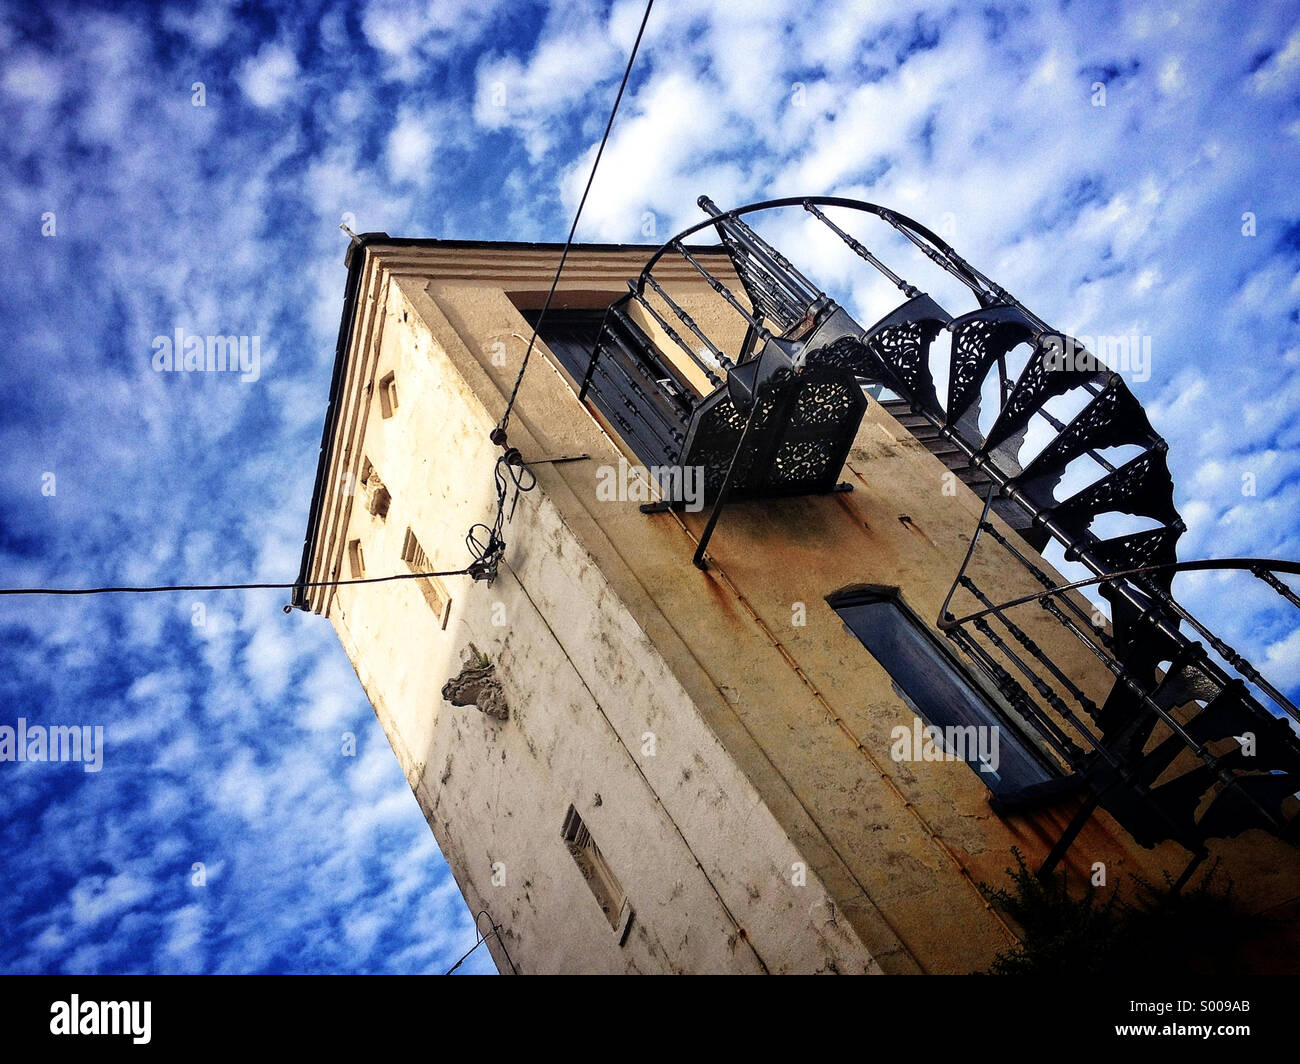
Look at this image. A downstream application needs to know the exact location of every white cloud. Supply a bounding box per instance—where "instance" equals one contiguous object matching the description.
[2,51,61,105]
[563,68,751,241]
[385,107,437,185]
[237,43,299,109]
[162,2,235,50]
[162,903,207,970]
[1253,28,1300,94]
[69,871,153,927]
[473,23,619,159]
[1264,626,1300,691]
[362,0,512,78]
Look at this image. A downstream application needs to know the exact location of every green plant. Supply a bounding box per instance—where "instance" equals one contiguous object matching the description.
[982,849,1267,975]
[982,849,1121,974]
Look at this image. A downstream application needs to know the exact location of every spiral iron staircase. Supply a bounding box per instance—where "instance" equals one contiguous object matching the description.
[565,195,1300,873]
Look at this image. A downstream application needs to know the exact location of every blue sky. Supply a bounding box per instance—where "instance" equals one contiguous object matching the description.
[0,0,1297,974]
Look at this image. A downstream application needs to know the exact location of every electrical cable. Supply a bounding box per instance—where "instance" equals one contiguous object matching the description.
[0,2,657,604]
[493,0,655,443]
[0,569,478,604]
[467,0,655,585]
[464,448,536,583]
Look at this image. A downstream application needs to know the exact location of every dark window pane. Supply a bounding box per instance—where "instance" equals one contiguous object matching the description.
[524,307,686,470]
[831,592,1054,795]
[523,308,604,381]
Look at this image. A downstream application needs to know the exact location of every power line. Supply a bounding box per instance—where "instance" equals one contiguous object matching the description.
[443,909,517,975]
[0,568,476,603]
[492,0,655,443]
[442,937,485,975]
[470,0,655,588]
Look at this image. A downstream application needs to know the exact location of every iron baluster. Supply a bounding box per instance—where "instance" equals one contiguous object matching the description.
[697,194,822,308]
[642,274,735,371]
[1256,566,1300,610]
[671,241,773,341]
[961,576,1100,720]
[628,283,723,389]
[802,201,918,298]
[946,624,1084,766]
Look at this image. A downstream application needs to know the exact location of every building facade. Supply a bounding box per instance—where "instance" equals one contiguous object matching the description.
[293,202,1300,974]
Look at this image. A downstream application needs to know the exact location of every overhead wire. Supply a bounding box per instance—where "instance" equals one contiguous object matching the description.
[0,0,656,606]
[0,570,482,612]
[492,0,656,443]
[466,0,656,583]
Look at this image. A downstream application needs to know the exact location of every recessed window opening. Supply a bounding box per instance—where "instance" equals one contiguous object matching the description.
[402,527,451,629]
[378,371,398,418]
[561,804,633,942]
[828,587,1057,796]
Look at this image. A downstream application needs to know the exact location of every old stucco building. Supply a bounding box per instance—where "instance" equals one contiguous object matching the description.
[292,199,1300,974]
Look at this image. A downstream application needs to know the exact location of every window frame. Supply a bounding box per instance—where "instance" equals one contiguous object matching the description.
[377,370,398,419]
[561,804,634,944]
[401,527,451,630]
[826,585,1061,796]
[347,538,365,579]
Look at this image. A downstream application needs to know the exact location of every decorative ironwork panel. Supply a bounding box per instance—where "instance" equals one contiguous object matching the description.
[1012,379,1158,508]
[981,336,1108,455]
[945,305,1037,426]
[1046,450,1180,537]
[679,370,866,501]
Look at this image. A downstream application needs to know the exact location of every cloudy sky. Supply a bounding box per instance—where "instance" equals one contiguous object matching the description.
[0,0,1297,975]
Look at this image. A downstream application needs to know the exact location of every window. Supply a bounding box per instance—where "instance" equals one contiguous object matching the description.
[360,458,390,519]
[347,539,365,579]
[378,371,398,418]
[521,306,682,470]
[561,805,633,943]
[520,308,605,381]
[827,587,1055,796]
[402,527,451,629]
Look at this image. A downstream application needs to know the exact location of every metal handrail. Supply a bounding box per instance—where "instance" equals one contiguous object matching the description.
[633,195,994,301]
[939,557,1300,632]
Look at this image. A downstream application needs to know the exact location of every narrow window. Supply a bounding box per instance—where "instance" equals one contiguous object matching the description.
[827,588,1055,796]
[520,308,605,381]
[402,527,451,629]
[561,805,633,943]
[347,539,365,579]
[378,371,398,418]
